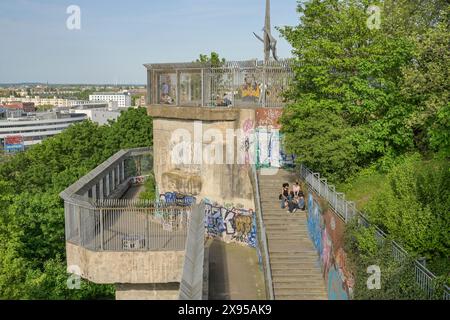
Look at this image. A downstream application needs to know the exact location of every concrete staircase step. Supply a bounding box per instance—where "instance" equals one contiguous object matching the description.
[272,270,323,277]
[273,274,324,282]
[257,169,327,300]
[270,253,318,259]
[272,282,326,288]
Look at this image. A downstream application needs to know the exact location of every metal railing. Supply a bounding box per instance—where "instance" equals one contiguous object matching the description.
[299,163,450,300]
[145,59,293,109]
[251,164,274,300]
[65,200,191,252]
[61,148,193,252]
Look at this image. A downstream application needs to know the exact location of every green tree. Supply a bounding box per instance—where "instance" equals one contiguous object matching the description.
[196,52,225,67]
[0,108,153,299]
[279,0,449,182]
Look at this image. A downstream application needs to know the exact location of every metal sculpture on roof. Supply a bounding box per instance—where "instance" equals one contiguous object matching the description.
[253,0,278,62]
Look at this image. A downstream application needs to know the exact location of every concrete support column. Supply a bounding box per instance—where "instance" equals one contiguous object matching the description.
[106,173,110,197]
[111,168,116,191]
[99,179,104,200]
[120,160,125,182]
[116,165,120,186]
[92,185,97,201]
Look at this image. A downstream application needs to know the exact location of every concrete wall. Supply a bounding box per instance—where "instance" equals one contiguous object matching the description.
[66,242,185,284]
[149,106,256,209]
[306,191,355,300]
[115,283,180,300]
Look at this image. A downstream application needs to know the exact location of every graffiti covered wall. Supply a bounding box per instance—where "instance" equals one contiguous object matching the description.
[159,192,197,206]
[254,108,295,168]
[204,200,257,248]
[307,193,355,300]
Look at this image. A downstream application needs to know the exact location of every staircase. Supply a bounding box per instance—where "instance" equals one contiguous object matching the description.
[258,169,328,300]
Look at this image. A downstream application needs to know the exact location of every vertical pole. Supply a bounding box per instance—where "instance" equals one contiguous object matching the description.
[77,205,82,246]
[92,185,97,201]
[121,160,125,182]
[111,168,116,192]
[176,70,180,106]
[146,211,150,250]
[100,208,104,250]
[201,68,205,107]
[146,69,151,105]
[99,178,104,200]
[105,173,110,197]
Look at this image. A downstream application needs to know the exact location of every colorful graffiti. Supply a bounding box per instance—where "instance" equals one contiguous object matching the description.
[255,129,296,168]
[159,192,197,206]
[306,193,355,300]
[240,119,256,167]
[204,202,257,248]
[255,108,283,129]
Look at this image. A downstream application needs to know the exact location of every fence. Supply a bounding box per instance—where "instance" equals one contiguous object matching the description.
[145,59,293,108]
[61,148,193,253]
[64,199,191,252]
[299,163,450,300]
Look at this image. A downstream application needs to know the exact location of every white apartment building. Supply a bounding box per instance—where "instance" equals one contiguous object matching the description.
[0,113,87,149]
[0,96,87,108]
[89,92,132,108]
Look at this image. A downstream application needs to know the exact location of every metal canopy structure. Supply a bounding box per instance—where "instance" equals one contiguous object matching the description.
[144,59,292,108]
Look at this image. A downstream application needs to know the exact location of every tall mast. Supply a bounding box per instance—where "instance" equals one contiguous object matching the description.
[264,0,271,62]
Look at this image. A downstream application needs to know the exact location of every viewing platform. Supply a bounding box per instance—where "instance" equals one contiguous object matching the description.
[60,148,206,299]
[144,59,293,109]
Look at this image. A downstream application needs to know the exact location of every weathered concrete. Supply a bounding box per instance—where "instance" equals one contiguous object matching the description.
[66,242,185,284]
[208,239,266,300]
[148,105,239,121]
[150,107,256,208]
[115,283,180,300]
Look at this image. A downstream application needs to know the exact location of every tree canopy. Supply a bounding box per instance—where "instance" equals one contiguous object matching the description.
[0,107,153,299]
[279,0,449,182]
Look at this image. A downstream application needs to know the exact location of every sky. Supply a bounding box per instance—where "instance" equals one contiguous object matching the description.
[0,0,300,84]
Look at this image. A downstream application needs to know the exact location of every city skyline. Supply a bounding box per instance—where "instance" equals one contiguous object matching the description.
[0,0,299,84]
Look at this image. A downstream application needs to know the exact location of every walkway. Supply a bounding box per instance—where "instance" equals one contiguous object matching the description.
[258,169,328,300]
[208,239,266,300]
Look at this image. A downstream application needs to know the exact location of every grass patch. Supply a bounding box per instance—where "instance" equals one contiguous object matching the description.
[337,168,386,211]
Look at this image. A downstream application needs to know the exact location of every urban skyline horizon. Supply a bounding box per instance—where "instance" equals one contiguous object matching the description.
[0,0,298,84]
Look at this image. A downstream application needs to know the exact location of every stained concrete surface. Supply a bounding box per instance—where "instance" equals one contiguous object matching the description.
[208,239,266,300]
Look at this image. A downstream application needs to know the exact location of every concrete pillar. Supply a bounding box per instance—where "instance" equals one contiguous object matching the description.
[99,179,104,200]
[92,185,97,200]
[120,160,125,182]
[116,165,120,186]
[106,173,110,197]
[111,168,116,191]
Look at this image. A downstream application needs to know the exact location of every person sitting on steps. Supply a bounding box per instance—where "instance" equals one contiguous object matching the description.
[279,183,290,209]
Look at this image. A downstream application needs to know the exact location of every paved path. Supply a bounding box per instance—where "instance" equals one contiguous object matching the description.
[122,185,144,199]
[208,239,266,300]
[259,169,328,300]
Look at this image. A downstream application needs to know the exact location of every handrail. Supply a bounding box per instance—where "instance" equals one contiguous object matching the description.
[251,164,274,300]
[60,147,152,203]
[299,163,449,300]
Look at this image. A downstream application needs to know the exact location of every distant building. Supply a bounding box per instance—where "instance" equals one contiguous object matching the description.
[0,96,88,108]
[3,102,36,113]
[68,103,122,126]
[0,112,87,151]
[89,92,132,108]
